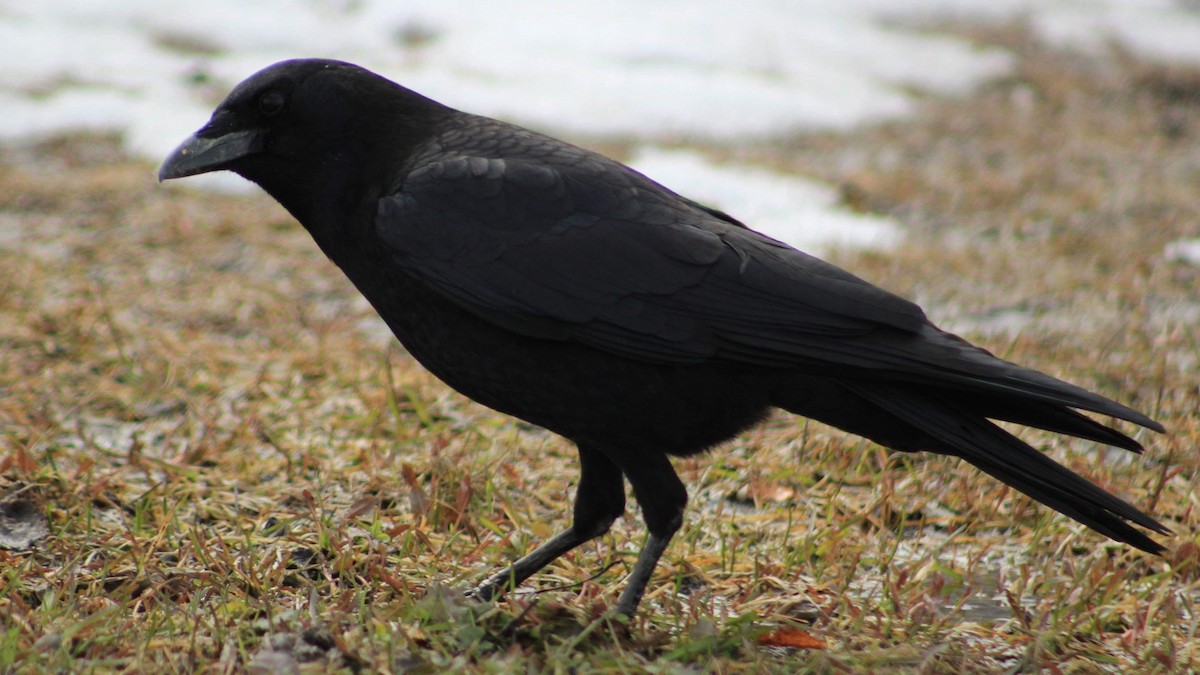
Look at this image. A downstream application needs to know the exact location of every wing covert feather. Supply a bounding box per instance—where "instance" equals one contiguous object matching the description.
[377,155,925,364]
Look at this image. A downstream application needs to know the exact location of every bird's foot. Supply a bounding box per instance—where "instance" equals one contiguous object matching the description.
[464,580,501,603]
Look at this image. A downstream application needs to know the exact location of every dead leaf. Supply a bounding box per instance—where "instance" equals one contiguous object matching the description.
[341,495,379,523]
[0,446,39,475]
[401,464,430,517]
[757,627,827,650]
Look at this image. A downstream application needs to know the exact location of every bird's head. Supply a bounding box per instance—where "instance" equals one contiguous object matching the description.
[159,59,446,230]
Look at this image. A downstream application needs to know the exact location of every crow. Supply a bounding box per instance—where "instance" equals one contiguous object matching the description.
[159,59,1168,617]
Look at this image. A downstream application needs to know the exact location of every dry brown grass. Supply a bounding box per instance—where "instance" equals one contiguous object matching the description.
[1,24,1198,673]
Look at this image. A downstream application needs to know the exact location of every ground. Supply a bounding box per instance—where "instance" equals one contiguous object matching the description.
[1,25,1198,674]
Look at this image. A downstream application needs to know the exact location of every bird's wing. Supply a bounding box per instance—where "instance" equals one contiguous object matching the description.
[377,155,924,361]
[375,155,1158,428]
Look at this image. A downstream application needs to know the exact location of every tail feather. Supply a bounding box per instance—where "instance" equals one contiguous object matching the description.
[961,393,1145,453]
[900,325,1165,433]
[845,384,1168,553]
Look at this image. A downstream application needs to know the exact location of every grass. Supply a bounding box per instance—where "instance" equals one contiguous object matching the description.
[1,25,1198,673]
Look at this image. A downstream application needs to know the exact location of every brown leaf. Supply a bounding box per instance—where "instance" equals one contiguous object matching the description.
[749,480,795,503]
[341,495,379,523]
[0,446,39,475]
[757,627,827,650]
[401,464,430,517]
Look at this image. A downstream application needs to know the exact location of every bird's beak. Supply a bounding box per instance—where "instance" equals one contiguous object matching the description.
[158,127,264,181]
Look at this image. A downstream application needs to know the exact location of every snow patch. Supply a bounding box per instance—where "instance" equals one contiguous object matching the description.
[1165,238,1200,267]
[629,147,900,252]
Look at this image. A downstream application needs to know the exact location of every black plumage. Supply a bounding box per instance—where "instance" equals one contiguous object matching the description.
[159,59,1168,617]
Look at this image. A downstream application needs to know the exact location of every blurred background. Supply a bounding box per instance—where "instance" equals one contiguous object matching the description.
[4,0,1200,255]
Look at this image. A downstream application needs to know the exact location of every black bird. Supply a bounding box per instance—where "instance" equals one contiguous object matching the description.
[159,59,1168,617]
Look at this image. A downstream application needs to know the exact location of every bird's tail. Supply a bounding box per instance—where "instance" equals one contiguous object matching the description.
[844,383,1169,553]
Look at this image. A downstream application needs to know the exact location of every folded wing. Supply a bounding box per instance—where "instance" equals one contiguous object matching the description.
[377,154,1160,431]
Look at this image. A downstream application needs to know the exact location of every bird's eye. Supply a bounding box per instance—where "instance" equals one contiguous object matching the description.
[258,90,286,116]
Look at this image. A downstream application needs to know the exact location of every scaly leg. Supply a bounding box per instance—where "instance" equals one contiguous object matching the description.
[611,451,686,617]
[470,443,625,601]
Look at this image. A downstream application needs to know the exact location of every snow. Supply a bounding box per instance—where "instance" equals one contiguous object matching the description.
[1165,238,1200,267]
[1020,1,1200,65]
[629,148,900,250]
[3,1,1199,251]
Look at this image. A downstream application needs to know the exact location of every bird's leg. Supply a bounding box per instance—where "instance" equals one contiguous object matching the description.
[611,452,686,617]
[614,531,673,617]
[469,443,625,602]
